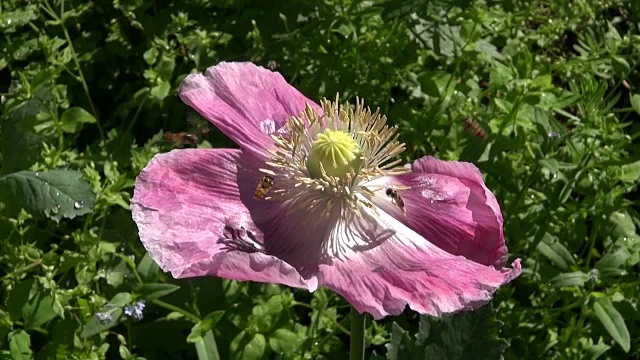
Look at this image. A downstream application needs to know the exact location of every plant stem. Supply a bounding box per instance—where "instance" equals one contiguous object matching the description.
[349,306,365,360]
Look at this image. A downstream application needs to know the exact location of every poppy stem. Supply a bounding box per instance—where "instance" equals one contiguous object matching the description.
[349,306,366,360]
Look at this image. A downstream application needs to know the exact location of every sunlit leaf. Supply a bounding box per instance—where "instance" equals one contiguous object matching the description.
[9,329,33,360]
[0,170,95,222]
[60,107,96,133]
[230,331,267,360]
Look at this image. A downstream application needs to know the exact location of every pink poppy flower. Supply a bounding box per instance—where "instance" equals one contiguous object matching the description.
[131,62,521,319]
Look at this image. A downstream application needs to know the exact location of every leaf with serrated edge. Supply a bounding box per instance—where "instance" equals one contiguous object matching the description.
[0,170,95,222]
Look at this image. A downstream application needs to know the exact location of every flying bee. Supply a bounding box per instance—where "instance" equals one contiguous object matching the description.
[385,188,406,214]
[164,132,200,146]
[254,176,274,200]
[165,112,215,148]
[462,117,488,140]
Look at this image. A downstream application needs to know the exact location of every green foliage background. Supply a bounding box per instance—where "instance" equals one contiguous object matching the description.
[2,0,640,358]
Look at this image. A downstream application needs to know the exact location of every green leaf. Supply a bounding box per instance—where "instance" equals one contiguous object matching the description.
[133,283,180,301]
[611,56,630,75]
[0,94,51,173]
[548,271,588,288]
[157,56,176,80]
[386,322,416,360]
[193,330,221,360]
[596,249,631,271]
[150,81,171,100]
[187,311,225,343]
[137,253,160,281]
[230,331,267,360]
[22,293,60,329]
[593,297,630,352]
[387,305,507,360]
[143,47,159,65]
[631,94,640,115]
[80,293,132,338]
[609,211,636,239]
[59,107,96,133]
[489,62,513,88]
[620,160,640,182]
[7,279,33,322]
[9,329,33,360]
[536,233,576,271]
[0,170,95,222]
[268,329,303,355]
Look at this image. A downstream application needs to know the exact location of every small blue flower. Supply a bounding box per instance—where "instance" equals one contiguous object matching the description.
[124,300,146,321]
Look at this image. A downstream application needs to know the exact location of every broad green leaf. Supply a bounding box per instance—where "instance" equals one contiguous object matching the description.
[143,47,159,65]
[268,329,303,355]
[0,170,95,222]
[620,160,640,182]
[0,96,49,174]
[187,311,225,343]
[9,329,33,360]
[418,71,454,97]
[489,62,512,88]
[230,331,267,360]
[593,297,630,352]
[157,56,176,80]
[133,283,180,301]
[105,260,127,288]
[22,293,59,329]
[631,94,640,115]
[150,81,171,100]
[609,211,636,239]
[60,107,96,133]
[7,279,33,322]
[548,271,588,288]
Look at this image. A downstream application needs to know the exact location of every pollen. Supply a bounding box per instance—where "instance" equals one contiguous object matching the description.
[306,129,363,179]
[261,95,409,218]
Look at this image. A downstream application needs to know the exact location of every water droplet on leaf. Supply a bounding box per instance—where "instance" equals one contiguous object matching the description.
[74,201,84,209]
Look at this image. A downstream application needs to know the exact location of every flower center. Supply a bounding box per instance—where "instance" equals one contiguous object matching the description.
[306,129,363,179]
[260,95,408,217]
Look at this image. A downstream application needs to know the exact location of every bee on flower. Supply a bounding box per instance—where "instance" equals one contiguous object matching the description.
[131,62,521,319]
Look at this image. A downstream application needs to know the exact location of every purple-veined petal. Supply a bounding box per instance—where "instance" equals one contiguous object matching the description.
[131,148,316,290]
[372,156,507,268]
[318,207,521,319]
[179,62,320,159]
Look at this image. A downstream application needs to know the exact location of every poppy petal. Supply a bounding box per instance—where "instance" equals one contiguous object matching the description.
[371,156,507,268]
[318,208,521,319]
[179,62,320,158]
[131,148,316,290]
